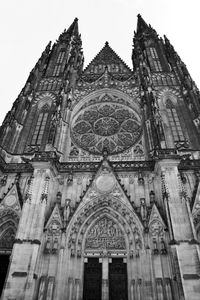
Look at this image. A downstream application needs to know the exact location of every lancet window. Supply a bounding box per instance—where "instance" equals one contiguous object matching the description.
[53,51,65,76]
[146,47,162,72]
[31,110,48,145]
[56,51,65,64]
[166,99,184,141]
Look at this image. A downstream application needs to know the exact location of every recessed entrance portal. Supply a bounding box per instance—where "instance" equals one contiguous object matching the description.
[109,258,128,300]
[82,257,128,300]
[83,258,102,300]
[0,254,10,296]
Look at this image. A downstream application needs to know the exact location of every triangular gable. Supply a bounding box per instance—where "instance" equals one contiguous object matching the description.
[45,204,63,231]
[0,184,21,215]
[81,158,132,209]
[148,204,166,237]
[85,216,126,250]
[82,42,132,81]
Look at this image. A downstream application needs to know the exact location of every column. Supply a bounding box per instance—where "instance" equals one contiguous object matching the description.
[101,257,109,300]
[155,159,200,300]
[2,161,55,300]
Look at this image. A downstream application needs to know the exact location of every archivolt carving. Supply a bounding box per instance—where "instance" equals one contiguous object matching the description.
[0,227,16,249]
[0,209,19,249]
[34,92,57,107]
[66,196,144,257]
[156,88,182,108]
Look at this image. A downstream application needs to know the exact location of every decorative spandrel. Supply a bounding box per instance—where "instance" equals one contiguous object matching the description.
[71,100,142,155]
[85,217,126,250]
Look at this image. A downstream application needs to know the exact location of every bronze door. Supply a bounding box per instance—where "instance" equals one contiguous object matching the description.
[109,258,128,300]
[83,258,102,300]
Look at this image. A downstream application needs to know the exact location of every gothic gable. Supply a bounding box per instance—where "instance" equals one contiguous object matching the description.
[148,204,166,237]
[81,159,133,210]
[0,184,22,214]
[44,204,63,254]
[0,184,20,250]
[82,42,132,81]
[45,204,63,233]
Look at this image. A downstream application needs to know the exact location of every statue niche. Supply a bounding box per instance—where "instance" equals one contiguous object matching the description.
[85,217,126,250]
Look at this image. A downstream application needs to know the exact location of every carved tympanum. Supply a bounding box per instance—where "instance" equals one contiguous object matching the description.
[85,217,126,249]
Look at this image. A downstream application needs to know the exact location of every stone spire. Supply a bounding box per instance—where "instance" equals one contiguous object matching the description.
[136,14,158,38]
[58,17,79,43]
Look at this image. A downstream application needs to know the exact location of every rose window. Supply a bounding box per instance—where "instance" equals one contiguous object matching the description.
[71,103,142,155]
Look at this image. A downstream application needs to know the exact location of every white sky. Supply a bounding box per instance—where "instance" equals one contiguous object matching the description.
[0,0,200,125]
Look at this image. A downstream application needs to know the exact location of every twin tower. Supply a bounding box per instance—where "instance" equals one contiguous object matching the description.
[0,15,200,300]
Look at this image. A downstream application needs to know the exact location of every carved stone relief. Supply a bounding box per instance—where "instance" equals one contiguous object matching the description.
[85,217,126,250]
[71,95,142,155]
[0,227,16,249]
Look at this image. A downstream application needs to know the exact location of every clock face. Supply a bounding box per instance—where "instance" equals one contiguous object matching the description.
[71,96,142,155]
[5,195,16,207]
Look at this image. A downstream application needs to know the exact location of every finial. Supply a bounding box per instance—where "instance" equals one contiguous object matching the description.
[105,41,109,46]
[102,147,109,158]
[74,17,78,22]
[137,14,141,18]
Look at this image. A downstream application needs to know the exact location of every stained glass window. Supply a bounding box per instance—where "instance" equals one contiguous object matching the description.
[146,47,162,72]
[31,112,48,145]
[53,51,65,76]
[166,100,184,141]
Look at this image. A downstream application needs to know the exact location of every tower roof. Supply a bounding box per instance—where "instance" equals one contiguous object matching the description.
[136,14,149,34]
[58,17,79,42]
[83,42,132,80]
[136,14,158,38]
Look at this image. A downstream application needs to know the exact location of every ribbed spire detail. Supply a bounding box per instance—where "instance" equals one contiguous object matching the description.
[136,14,158,37]
[58,18,79,42]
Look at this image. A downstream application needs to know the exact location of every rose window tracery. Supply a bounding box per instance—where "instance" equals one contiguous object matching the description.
[71,100,142,155]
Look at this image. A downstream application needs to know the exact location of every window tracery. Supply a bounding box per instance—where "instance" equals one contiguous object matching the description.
[166,99,184,141]
[146,47,162,72]
[71,101,142,155]
[31,105,49,146]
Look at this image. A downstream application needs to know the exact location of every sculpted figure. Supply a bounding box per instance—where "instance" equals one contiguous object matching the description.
[63,199,71,226]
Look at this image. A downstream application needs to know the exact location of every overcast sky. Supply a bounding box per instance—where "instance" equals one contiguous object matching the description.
[0,0,200,125]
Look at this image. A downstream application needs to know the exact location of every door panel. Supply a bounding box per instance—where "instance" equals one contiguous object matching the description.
[83,258,102,300]
[0,255,9,296]
[109,258,128,300]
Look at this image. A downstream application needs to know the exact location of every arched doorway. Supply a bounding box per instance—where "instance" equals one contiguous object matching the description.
[67,195,143,300]
[0,210,18,296]
[83,216,128,300]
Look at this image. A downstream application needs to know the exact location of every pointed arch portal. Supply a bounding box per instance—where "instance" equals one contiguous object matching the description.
[0,209,19,297]
[83,215,129,300]
[67,194,144,300]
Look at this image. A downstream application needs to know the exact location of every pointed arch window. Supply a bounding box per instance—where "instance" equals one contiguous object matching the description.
[31,109,49,145]
[166,99,184,141]
[53,50,65,77]
[56,51,65,64]
[146,47,162,72]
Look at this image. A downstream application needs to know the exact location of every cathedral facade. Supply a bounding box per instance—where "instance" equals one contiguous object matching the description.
[0,15,200,300]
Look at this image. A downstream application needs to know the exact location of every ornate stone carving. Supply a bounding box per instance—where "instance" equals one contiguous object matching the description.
[71,97,142,155]
[150,220,163,237]
[0,227,15,249]
[149,204,165,237]
[44,204,62,254]
[85,217,126,249]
